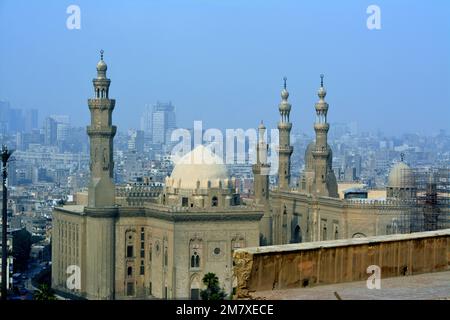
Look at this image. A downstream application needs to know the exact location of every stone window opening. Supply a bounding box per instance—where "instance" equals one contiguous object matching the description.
[140,244,145,258]
[190,252,200,268]
[212,196,218,207]
[164,247,168,267]
[127,266,133,277]
[127,245,134,258]
[140,260,145,275]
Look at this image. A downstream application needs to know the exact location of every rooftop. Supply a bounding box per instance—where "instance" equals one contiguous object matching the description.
[251,270,450,300]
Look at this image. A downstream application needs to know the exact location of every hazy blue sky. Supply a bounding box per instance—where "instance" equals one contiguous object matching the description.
[0,0,449,135]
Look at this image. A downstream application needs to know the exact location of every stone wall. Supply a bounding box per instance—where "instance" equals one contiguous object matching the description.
[233,229,450,298]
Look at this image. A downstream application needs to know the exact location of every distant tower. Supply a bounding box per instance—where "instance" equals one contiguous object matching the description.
[85,50,117,300]
[87,49,116,207]
[253,121,272,245]
[277,77,293,190]
[311,75,338,197]
[253,121,270,204]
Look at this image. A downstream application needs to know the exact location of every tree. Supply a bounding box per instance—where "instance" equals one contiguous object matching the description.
[33,284,56,300]
[12,228,32,272]
[200,272,226,300]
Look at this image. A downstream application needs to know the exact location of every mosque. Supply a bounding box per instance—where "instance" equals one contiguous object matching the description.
[52,53,418,300]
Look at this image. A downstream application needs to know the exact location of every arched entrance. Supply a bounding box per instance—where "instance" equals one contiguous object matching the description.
[190,274,201,300]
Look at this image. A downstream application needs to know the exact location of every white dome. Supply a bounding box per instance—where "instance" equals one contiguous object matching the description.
[388,162,414,187]
[168,145,229,189]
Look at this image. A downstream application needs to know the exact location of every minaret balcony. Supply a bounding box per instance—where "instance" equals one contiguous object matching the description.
[312,149,329,157]
[88,98,116,109]
[277,122,292,130]
[87,125,117,137]
[277,145,293,154]
[314,123,329,131]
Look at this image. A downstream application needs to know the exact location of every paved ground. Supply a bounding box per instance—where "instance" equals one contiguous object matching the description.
[252,271,450,300]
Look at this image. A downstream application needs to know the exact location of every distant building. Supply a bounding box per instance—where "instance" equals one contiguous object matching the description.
[44,117,58,145]
[0,100,10,134]
[24,109,39,133]
[49,115,71,143]
[0,234,14,292]
[140,104,153,135]
[151,102,176,145]
[128,129,144,153]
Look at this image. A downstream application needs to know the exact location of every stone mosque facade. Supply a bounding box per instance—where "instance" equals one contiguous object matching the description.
[52,53,417,300]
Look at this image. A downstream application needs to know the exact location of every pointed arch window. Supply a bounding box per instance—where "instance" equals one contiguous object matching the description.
[190,252,200,268]
[189,237,202,269]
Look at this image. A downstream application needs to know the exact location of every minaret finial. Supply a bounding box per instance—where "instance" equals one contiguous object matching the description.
[320,74,324,87]
[100,49,104,61]
[283,76,287,90]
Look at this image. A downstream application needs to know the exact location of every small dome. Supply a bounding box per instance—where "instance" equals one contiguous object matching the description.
[388,161,414,187]
[281,89,289,100]
[169,145,229,189]
[318,86,326,99]
[97,59,107,72]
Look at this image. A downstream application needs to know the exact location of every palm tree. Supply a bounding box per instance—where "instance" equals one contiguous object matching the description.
[33,284,57,300]
[200,272,226,300]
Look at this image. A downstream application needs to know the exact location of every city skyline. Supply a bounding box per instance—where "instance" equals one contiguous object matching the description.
[0,0,449,135]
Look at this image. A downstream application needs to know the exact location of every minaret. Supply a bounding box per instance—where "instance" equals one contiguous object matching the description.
[87,49,116,207]
[311,74,337,197]
[277,77,293,190]
[84,50,117,300]
[253,121,272,245]
[252,121,270,204]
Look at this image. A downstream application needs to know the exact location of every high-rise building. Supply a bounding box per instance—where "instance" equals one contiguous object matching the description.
[8,108,23,133]
[56,123,69,142]
[50,115,70,125]
[24,109,38,133]
[151,102,176,145]
[128,129,144,153]
[49,115,71,142]
[140,104,153,135]
[43,117,58,145]
[0,100,10,134]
